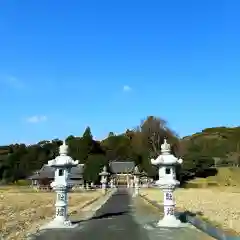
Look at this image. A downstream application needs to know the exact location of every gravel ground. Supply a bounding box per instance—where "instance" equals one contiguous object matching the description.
[140,187,240,234]
[0,188,102,240]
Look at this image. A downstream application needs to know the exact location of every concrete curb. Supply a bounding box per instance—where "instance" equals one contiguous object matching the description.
[71,192,104,213]
[140,194,240,240]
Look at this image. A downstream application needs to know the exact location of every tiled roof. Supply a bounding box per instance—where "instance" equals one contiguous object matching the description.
[28,163,84,179]
[69,164,84,178]
[109,161,135,174]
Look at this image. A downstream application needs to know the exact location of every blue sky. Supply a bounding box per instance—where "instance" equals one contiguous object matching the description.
[0,0,240,145]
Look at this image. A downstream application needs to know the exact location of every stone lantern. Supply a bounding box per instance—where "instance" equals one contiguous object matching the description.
[130,176,134,188]
[42,141,79,229]
[151,139,183,227]
[99,166,109,194]
[110,178,115,188]
[125,175,131,189]
[133,165,141,196]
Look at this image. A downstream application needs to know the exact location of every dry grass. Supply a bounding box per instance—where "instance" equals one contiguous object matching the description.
[190,167,240,187]
[141,187,240,234]
[0,187,102,240]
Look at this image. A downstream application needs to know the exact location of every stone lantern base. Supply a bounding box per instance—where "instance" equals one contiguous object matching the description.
[40,219,78,230]
[157,216,185,228]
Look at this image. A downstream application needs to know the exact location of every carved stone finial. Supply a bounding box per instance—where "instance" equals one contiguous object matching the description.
[134,165,140,174]
[178,158,183,164]
[59,140,68,156]
[161,138,171,153]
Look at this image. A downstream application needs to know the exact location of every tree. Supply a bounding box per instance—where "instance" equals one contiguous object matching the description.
[83,126,93,140]
[140,116,179,157]
[101,135,132,161]
[83,154,107,183]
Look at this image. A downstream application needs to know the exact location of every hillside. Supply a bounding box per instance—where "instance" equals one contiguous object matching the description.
[183,126,240,141]
[181,126,240,167]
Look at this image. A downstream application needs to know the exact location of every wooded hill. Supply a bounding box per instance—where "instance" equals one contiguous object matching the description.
[0,116,239,184]
[182,126,240,167]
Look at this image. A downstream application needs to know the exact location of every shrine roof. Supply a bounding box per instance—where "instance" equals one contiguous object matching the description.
[109,161,135,174]
[28,163,84,179]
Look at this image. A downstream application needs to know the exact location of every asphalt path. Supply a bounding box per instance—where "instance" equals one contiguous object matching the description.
[31,188,149,240]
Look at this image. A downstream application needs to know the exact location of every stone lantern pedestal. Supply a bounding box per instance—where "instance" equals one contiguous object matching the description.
[127,174,130,188]
[133,166,141,197]
[110,178,115,188]
[99,166,109,194]
[130,177,134,188]
[157,180,182,227]
[41,141,79,229]
[151,139,184,228]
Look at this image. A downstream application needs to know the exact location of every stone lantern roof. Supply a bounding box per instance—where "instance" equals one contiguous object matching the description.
[151,139,183,166]
[133,165,141,176]
[99,165,109,176]
[48,141,78,167]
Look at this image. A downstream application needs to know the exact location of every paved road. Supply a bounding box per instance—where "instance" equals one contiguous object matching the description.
[30,189,213,240]
[30,189,149,240]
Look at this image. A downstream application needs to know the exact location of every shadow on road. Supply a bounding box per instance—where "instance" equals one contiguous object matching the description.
[92,210,129,220]
[72,210,129,224]
[177,210,197,223]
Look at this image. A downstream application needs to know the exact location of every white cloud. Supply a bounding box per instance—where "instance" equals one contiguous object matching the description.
[26,115,47,123]
[123,85,132,92]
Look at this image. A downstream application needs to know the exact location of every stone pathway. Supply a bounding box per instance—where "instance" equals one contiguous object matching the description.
[30,188,214,240]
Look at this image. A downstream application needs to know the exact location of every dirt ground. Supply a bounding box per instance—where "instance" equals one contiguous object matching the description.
[0,187,102,240]
[141,187,240,234]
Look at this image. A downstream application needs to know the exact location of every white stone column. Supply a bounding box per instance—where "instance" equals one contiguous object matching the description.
[162,188,175,221]
[110,179,114,188]
[41,181,74,229]
[130,177,134,188]
[99,166,109,194]
[54,186,68,223]
[147,178,150,188]
[101,175,107,194]
[133,175,140,196]
[127,174,130,188]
